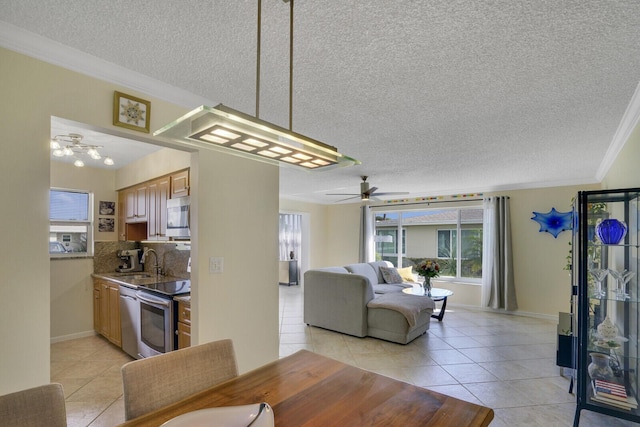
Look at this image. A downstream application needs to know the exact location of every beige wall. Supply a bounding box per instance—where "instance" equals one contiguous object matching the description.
[50,162,117,339]
[115,147,191,190]
[602,121,640,189]
[0,47,279,394]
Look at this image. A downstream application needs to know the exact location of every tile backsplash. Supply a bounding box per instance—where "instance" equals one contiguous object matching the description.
[94,241,191,278]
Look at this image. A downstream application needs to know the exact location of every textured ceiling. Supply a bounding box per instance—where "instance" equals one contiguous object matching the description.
[2,0,640,203]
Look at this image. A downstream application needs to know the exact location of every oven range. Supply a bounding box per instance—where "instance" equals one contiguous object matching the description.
[136,280,190,358]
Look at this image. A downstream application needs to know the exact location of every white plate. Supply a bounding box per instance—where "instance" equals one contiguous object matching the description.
[160,403,273,427]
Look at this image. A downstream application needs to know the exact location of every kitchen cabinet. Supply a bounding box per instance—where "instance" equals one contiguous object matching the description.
[94,278,122,347]
[118,190,126,241]
[170,169,190,199]
[118,168,190,241]
[124,183,148,223]
[572,188,640,425]
[177,298,191,349]
[148,177,170,240]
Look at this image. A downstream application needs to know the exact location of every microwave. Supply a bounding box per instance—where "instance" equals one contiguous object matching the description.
[166,196,190,238]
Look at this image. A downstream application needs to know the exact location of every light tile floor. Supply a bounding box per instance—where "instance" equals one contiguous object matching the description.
[52,285,638,426]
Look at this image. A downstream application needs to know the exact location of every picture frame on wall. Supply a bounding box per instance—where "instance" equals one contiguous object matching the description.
[98,218,115,233]
[99,201,115,216]
[113,91,151,133]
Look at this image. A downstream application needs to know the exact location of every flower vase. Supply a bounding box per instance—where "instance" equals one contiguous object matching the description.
[422,277,432,297]
[588,352,614,381]
[596,219,627,244]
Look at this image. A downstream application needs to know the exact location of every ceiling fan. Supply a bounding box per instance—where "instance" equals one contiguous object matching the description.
[327,176,409,202]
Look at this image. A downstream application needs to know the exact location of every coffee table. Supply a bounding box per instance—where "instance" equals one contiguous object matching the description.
[402,286,453,321]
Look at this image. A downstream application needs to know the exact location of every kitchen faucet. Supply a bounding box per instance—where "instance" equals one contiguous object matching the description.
[141,248,162,276]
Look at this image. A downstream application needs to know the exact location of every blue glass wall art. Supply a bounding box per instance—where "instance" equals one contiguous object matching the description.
[531,207,573,238]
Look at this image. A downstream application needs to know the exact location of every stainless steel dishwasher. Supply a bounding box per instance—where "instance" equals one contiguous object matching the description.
[119,284,140,359]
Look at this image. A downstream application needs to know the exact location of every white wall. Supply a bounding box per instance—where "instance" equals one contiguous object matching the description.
[0,47,279,394]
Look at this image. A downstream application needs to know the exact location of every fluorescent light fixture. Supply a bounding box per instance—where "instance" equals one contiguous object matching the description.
[154,104,359,170]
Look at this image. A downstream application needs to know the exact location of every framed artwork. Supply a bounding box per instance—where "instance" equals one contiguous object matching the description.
[98,218,115,233]
[99,201,115,216]
[113,91,151,133]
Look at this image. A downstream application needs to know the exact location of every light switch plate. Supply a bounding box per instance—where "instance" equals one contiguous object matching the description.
[209,256,223,274]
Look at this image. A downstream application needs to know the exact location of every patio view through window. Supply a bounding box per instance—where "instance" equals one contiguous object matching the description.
[374,207,483,281]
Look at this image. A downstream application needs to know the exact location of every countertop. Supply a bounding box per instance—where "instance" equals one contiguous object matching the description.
[92,272,189,289]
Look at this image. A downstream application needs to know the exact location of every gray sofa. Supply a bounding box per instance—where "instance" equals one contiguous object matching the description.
[303,261,436,344]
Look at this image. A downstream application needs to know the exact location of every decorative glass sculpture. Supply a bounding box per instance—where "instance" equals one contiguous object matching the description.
[531,208,573,238]
[596,219,627,244]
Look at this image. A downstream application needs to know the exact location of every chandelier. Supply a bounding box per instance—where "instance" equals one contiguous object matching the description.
[51,133,114,167]
[154,0,358,170]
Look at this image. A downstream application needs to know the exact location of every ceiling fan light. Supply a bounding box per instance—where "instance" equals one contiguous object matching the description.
[74,159,85,167]
[52,149,64,157]
[62,147,74,156]
[50,140,61,150]
[103,157,114,165]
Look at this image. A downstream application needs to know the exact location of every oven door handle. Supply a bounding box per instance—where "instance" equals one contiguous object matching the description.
[136,291,171,307]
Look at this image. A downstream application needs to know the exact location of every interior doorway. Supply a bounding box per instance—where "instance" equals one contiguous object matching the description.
[278,211,310,286]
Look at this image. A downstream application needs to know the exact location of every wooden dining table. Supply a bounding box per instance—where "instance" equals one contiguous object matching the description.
[118,349,494,426]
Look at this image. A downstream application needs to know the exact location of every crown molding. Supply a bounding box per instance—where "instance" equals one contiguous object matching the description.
[596,81,640,181]
[0,20,212,109]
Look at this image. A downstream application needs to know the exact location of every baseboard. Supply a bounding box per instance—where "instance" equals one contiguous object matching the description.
[50,330,97,344]
[446,302,558,322]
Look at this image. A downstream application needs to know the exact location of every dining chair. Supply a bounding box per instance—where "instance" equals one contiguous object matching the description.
[0,383,67,427]
[121,338,239,420]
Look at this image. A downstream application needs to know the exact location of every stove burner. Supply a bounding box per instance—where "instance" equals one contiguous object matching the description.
[139,280,190,297]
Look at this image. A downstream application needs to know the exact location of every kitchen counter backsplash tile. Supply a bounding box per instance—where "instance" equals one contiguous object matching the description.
[94,241,191,278]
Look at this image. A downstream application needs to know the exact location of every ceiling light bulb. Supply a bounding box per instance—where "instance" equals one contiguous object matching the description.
[74,159,85,167]
[87,148,101,159]
[62,147,74,156]
[50,140,61,150]
[103,157,114,166]
[52,149,64,157]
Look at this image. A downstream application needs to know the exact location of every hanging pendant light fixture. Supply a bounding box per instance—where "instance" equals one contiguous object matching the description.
[51,133,114,167]
[154,0,358,170]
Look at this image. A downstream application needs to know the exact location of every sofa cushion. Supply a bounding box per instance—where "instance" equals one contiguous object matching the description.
[380,266,403,284]
[397,267,416,282]
[373,283,413,294]
[367,261,394,283]
[345,263,379,286]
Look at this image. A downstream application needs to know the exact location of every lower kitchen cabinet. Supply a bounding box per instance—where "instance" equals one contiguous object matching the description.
[93,279,122,347]
[177,298,191,349]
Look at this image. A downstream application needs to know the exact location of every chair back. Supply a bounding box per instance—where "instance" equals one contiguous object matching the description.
[121,339,238,420]
[0,383,66,427]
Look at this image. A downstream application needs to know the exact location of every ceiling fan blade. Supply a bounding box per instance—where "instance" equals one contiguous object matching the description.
[326,193,360,196]
[367,186,379,195]
[370,191,410,196]
[335,195,362,202]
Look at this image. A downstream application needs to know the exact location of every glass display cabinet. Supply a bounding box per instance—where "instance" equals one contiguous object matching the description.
[572,188,640,426]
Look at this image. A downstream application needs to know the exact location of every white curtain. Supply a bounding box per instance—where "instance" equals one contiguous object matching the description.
[482,196,517,310]
[359,204,375,263]
[279,214,302,261]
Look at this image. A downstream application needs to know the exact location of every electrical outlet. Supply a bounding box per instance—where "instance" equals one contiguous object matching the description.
[209,256,223,274]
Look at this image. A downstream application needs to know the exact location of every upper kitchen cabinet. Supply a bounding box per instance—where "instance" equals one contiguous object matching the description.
[124,183,148,223]
[119,168,190,241]
[170,169,190,199]
[148,176,170,241]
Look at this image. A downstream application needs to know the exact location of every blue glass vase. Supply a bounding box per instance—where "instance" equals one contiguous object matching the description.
[596,219,627,245]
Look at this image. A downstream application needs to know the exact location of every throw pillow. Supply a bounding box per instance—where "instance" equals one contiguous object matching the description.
[380,266,403,284]
[397,266,415,282]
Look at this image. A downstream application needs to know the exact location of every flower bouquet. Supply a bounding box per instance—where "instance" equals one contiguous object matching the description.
[415,260,440,295]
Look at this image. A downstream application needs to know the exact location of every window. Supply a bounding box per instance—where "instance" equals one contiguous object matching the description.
[374,206,483,281]
[49,189,92,256]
